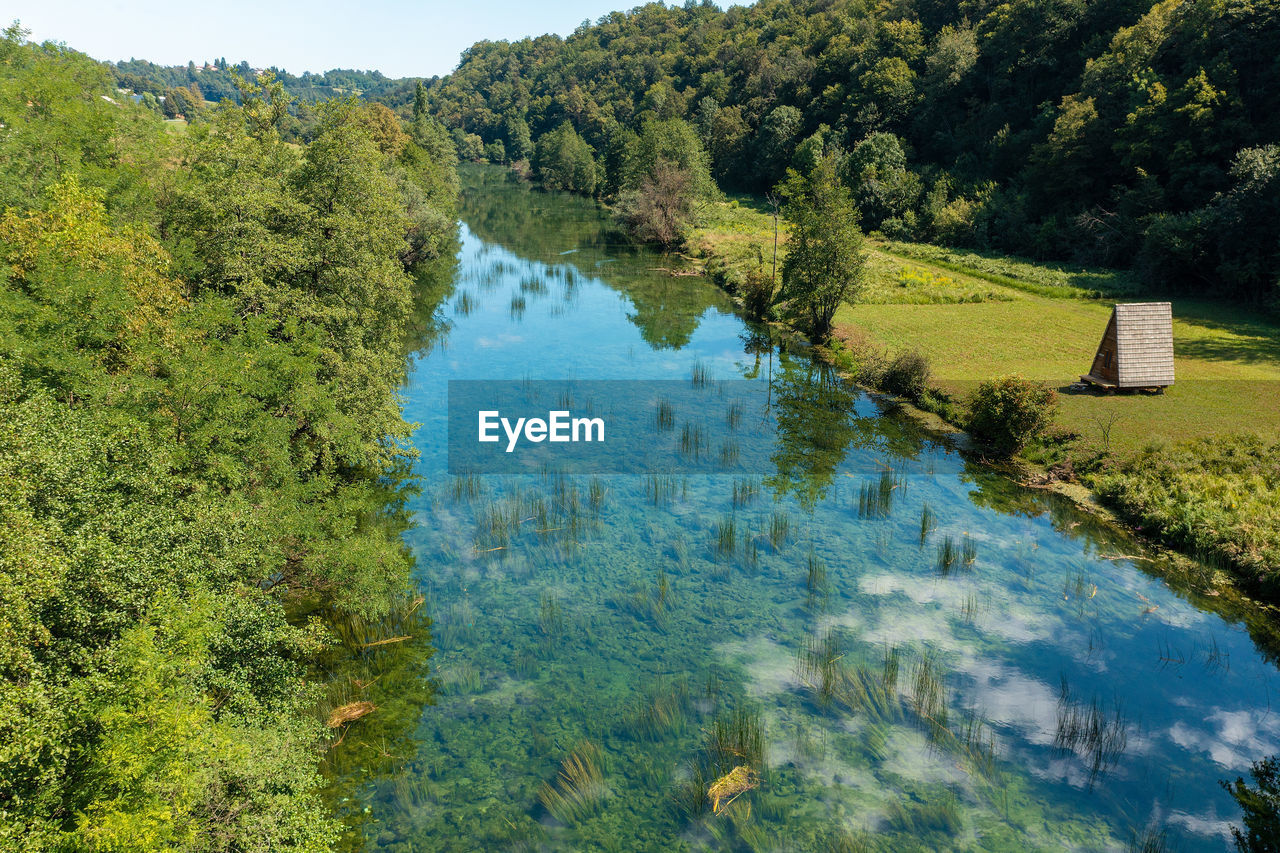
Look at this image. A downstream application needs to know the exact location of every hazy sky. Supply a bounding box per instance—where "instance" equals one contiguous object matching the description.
[9,0,717,78]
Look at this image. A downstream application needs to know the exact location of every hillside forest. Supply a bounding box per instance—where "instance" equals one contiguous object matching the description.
[0,22,458,850]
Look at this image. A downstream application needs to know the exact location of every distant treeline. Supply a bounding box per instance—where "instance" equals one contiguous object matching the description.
[1,22,456,850]
[422,0,1280,307]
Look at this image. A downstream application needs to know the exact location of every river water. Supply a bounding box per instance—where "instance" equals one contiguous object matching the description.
[334,166,1280,852]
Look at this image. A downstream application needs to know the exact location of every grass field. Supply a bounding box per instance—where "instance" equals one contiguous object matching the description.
[691,199,1280,456]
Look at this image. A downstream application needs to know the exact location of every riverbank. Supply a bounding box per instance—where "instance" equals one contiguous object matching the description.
[688,195,1280,603]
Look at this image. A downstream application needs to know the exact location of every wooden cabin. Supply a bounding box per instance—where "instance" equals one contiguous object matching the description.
[1082,302,1175,390]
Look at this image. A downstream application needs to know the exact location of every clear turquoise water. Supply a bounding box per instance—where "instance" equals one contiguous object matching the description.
[336,167,1280,852]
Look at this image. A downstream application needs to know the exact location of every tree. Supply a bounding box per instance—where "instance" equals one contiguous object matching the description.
[1222,754,1280,852]
[533,122,598,195]
[776,154,868,342]
[413,80,428,121]
[618,158,694,247]
[966,376,1058,456]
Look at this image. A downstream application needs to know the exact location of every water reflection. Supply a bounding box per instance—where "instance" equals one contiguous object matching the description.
[330,167,1280,852]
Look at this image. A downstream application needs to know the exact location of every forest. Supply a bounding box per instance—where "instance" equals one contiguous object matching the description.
[0,22,457,850]
[420,0,1279,307]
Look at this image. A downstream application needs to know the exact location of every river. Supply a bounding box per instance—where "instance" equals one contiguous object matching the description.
[330,166,1280,852]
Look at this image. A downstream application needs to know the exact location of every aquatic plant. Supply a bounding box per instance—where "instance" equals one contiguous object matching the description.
[817,829,873,853]
[706,706,766,774]
[732,477,760,508]
[629,676,692,741]
[714,516,737,557]
[886,790,962,836]
[936,535,958,574]
[509,293,527,317]
[858,469,899,519]
[538,740,608,824]
[645,473,680,506]
[655,399,676,431]
[680,422,708,459]
[805,549,828,607]
[740,531,759,572]
[454,291,476,315]
[538,594,566,639]
[961,534,978,567]
[691,359,712,388]
[587,477,607,514]
[718,440,740,466]
[1126,825,1171,853]
[1054,677,1129,787]
[449,473,483,502]
[919,503,936,544]
[768,511,790,550]
[726,402,743,430]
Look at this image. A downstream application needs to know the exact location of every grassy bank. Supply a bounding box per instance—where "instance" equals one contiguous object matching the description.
[689,197,1280,592]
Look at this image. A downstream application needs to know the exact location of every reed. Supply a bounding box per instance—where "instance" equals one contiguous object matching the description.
[538,740,608,824]
[936,535,958,575]
[629,676,692,741]
[961,534,978,567]
[718,441,740,467]
[919,503,936,545]
[1127,826,1171,853]
[538,594,566,639]
[587,477,607,514]
[740,532,759,572]
[655,399,676,431]
[768,511,790,550]
[449,473,483,502]
[520,275,548,295]
[690,359,712,388]
[725,402,742,430]
[454,291,476,315]
[1054,678,1128,787]
[706,705,766,774]
[858,470,899,519]
[805,549,828,600]
[645,473,679,506]
[818,829,872,853]
[509,294,527,317]
[679,422,707,459]
[731,477,760,508]
[714,516,737,557]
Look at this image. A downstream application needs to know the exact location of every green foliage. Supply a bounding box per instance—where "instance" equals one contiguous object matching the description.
[0,27,454,852]
[1092,434,1280,593]
[533,122,598,195]
[966,376,1059,456]
[421,0,1279,302]
[777,154,868,342]
[1222,755,1280,853]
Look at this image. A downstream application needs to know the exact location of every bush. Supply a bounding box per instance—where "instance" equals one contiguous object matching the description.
[966,375,1057,456]
[740,268,775,319]
[880,349,931,402]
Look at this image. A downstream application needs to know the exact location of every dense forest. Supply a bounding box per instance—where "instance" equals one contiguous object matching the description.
[0,22,457,850]
[422,0,1279,307]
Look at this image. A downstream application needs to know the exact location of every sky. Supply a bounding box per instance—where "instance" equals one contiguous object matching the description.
[9,0,717,79]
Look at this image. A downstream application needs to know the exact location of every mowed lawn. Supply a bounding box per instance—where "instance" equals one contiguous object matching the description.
[692,200,1280,456]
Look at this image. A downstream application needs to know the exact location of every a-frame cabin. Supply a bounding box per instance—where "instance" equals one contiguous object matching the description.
[1082,302,1175,390]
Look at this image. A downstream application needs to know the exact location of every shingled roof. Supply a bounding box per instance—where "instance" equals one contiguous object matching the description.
[1083,302,1175,389]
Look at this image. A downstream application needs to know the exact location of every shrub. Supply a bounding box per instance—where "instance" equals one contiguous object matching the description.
[966,375,1057,456]
[740,268,775,319]
[880,349,931,402]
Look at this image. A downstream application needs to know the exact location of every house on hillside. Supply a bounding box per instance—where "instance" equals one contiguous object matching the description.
[1082,302,1175,390]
